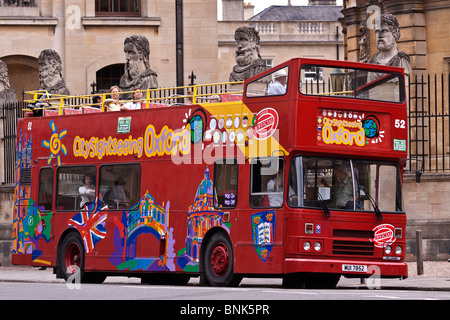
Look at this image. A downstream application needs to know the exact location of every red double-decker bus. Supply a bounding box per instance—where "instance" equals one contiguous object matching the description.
[12,58,408,288]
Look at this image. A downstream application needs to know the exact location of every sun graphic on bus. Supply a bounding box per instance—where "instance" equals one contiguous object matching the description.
[42,120,68,166]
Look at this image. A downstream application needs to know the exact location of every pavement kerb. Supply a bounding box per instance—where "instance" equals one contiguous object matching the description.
[1,268,450,291]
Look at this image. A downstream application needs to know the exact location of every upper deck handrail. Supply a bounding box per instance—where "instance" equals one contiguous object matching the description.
[23,81,244,115]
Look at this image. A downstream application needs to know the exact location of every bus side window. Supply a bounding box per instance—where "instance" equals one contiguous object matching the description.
[99,164,141,210]
[38,168,53,211]
[57,166,96,211]
[214,159,238,209]
[250,157,284,208]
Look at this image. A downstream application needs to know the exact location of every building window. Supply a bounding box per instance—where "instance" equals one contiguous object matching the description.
[96,64,124,92]
[262,59,274,69]
[95,0,140,16]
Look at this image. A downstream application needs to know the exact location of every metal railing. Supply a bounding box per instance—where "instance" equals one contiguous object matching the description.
[407,73,450,174]
[22,82,244,114]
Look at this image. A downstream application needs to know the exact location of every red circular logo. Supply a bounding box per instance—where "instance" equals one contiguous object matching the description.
[371,224,395,248]
[254,108,279,140]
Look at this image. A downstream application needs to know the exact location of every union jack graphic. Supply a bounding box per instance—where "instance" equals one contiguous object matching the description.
[68,203,107,253]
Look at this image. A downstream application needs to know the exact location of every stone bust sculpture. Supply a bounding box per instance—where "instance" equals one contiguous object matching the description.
[359,22,370,64]
[38,49,70,95]
[229,26,267,82]
[119,34,158,99]
[0,59,18,105]
[369,14,412,74]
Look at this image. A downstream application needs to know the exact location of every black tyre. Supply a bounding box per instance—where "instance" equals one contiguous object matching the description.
[203,232,241,287]
[58,232,106,284]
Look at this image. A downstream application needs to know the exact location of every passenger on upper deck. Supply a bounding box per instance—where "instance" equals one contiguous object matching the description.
[185,89,193,104]
[209,95,221,103]
[267,69,287,95]
[91,95,102,108]
[29,92,52,117]
[103,85,122,111]
[121,86,143,111]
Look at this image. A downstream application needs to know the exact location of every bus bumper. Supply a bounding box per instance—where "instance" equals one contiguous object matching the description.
[284,257,408,278]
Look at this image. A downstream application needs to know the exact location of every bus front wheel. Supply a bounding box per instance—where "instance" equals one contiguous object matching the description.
[203,232,241,287]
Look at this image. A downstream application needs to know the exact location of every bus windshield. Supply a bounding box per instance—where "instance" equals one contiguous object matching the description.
[288,156,403,214]
[300,64,404,103]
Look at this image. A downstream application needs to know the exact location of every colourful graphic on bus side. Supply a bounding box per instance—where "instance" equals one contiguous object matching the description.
[12,131,53,264]
[317,109,385,147]
[252,210,276,262]
[176,167,230,272]
[42,120,67,166]
[109,192,174,272]
[68,200,107,254]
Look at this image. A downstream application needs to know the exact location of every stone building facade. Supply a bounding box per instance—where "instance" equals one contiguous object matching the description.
[340,0,450,75]
[218,0,344,82]
[341,0,450,261]
[0,0,219,97]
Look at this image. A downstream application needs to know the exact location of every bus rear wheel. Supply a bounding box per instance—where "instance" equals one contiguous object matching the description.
[58,232,106,284]
[203,232,241,287]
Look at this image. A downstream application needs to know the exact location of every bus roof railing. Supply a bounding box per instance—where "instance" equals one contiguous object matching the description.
[23,81,245,115]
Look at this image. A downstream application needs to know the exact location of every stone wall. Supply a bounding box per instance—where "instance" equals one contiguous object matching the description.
[403,173,450,261]
[0,187,13,266]
[0,0,220,95]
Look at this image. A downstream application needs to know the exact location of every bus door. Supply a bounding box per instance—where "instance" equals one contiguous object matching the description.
[235,156,284,274]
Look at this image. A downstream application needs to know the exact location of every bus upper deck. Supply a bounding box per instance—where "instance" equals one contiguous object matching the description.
[24,57,407,162]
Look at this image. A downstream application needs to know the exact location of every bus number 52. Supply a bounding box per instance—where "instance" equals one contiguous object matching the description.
[394,119,405,129]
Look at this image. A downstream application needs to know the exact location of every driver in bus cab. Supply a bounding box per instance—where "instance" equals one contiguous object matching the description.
[321,163,354,209]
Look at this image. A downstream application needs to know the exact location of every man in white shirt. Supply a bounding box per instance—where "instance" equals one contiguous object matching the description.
[267,69,288,95]
[121,87,143,110]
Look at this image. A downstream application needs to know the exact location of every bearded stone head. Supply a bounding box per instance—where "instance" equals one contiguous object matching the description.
[375,14,401,52]
[38,49,63,89]
[234,27,261,67]
[123,34,150,79]
[0,60,10,89]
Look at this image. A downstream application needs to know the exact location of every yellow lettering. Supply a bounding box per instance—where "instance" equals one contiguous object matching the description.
[73,124,192,160]
[322,124,365,147]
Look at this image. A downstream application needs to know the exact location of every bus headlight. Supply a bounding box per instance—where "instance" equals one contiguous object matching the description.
[303,241,311,251]
[384,245,392,255]
[314,241,322,251]
[395,245,402,255]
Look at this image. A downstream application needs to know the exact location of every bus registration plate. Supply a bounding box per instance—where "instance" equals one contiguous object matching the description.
[342,264,367,273]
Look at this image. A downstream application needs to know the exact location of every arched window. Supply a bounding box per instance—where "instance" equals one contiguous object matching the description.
[96,64,124,92]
